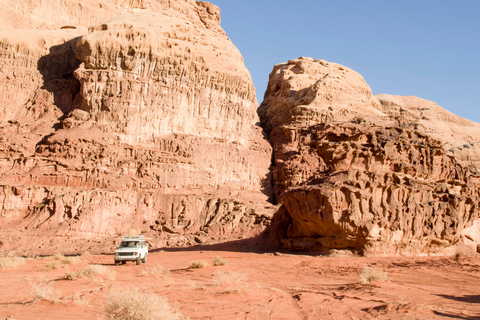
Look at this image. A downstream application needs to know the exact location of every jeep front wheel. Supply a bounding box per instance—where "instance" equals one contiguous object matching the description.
[136,256,141,265]
[142,254,147,264]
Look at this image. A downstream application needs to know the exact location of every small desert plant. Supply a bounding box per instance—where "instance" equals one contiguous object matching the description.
[43,260,63,271]
[64,271,77,280]
[53,253,81,265]
[212,256,227,266]
[62,256,80,265]
[79,265,114,279]
[189,260,207,269]
[44,254,81,270]
[53,252,64,260]
[138,266,169,277]
[104,288,187,320]
[213,271,247,286]
[359,266,388,285]
[64,264,115,280]
[0,256,26,269]
[31,282,62,303]
[213,271,248,293]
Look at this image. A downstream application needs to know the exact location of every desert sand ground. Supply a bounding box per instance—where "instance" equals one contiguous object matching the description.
[1,240,479,320]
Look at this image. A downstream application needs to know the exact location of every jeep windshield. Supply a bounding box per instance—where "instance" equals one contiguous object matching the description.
[120,241,140,248]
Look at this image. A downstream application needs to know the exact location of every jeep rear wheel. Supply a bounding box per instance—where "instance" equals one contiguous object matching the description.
[114,260,119,266]
[142,254,147,264]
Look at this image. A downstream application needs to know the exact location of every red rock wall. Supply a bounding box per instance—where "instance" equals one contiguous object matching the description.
[0,1,275,253]
[260,57,480,255]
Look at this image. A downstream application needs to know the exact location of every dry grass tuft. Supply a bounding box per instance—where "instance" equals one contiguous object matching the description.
[53,253,81,264]
[64,264,115,280]
[44,254,81,270]
[359,266,388,285]
[64,271,77,280]
[43,260,63,271]
[213,271,247,287]
[0,256,26,269]
[31,282,62,303]
[78,265,108,278]
[105,288,188,320]
[189,260,208,269]
[212,256,227,266]
[139,266,169,277]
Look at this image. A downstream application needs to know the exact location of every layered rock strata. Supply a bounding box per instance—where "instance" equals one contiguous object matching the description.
[0,0,275,254]
[260,57,480,255]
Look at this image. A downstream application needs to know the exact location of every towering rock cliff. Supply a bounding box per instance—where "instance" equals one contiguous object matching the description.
[2,1,479,256]
[260,57,480,255]
[0,0,275,254]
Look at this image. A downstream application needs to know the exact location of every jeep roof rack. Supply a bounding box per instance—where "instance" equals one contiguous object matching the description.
[121,235,145,240]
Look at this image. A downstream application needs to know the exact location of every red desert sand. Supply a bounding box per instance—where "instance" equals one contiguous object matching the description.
[1,242,479,320]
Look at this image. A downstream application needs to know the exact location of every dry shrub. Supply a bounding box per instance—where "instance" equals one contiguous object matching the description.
[44,254,81,270]
[80,265,115,279]
[53,253,65,260]
[64,271,77,280]
[139,266,169,277]
[61,256,80,265]
[213,271,247,287]
[53,253,80,264]
[31,282,62,303]
[43,260,63,271]
[0,256,26,269]
[64,265,115,280]
[105,288,187,320]
[359,266,388,285]
[189,260,207,269]
[212,256,227,266]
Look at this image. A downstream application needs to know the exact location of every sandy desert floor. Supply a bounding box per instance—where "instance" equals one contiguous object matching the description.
[1,241,480,320]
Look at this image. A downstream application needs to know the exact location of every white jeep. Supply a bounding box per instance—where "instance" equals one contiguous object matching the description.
[114,236,148,265]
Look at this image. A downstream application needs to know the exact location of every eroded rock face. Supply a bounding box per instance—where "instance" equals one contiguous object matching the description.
[260,57,480,255]
[0,0,275,254]
[376,94,480,171]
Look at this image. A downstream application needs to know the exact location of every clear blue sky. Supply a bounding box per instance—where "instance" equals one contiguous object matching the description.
[208,0,480,123]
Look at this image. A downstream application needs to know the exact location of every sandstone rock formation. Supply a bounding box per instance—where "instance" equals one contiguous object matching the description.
[260,57,480,255]
[2,0,479,257]
[0,0,275,255]
[376,94,480,170]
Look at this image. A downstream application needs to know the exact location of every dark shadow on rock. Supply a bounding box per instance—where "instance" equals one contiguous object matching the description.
[152,235,274,254]
[37,36,83,115]
[433,310,480,320]
[436,294,480,304]
[154,227,322,257]
[433,295,480,320]
[254,121,275,202]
